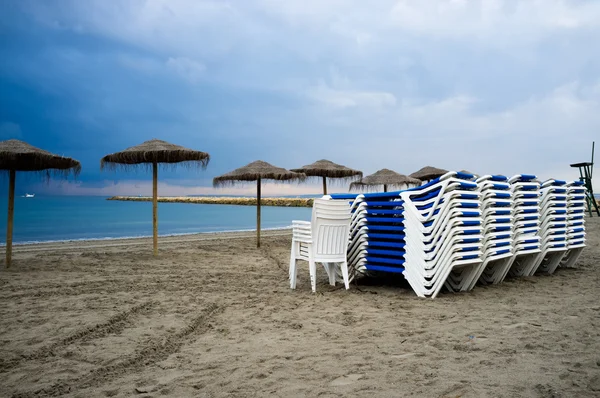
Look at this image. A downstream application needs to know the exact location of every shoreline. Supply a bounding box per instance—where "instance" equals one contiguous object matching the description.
[1,227,293,252]
[107,196,315,207]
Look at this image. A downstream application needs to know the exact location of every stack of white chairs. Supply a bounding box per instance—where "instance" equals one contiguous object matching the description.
[289,198,352,292]
[558,181,587,268]
[466,175,514,287]
[532,179,570,274]
[501,175,542,280]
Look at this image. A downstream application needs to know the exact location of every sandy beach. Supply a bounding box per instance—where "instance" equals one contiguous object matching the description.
[1,219,599,397]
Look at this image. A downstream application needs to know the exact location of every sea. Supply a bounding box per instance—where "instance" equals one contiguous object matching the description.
[0,196,313,245]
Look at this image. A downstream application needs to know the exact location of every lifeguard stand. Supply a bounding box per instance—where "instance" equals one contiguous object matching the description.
[570,141,600,217]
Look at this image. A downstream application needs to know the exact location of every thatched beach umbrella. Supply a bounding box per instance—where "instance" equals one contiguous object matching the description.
[409,165,448,181]
[101,139,210,256]
[213,160,305,248]
[350,169,420,192]
[0,139,81,267]
[291,159,362,195]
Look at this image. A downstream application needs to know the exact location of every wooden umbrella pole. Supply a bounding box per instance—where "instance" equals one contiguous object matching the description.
[5,170,15,268]
[322,176,327,195]
[257,177,261,248]
[383,184,388,193]
[152,162,158,256]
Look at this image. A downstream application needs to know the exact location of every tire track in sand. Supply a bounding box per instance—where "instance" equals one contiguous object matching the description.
[2,275,206,300]
[0,301,157,373]
[12,303,222,398]
[260,243,288,274]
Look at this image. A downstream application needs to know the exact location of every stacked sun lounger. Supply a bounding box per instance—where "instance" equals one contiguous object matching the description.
[323,173,587,298]
[558,181,587,268]
[467,175,514,287]
[531,179,570,274]
[345,191,407,277]
[329,171,482,298]
[400,172,482,298]
[500,174,542,279]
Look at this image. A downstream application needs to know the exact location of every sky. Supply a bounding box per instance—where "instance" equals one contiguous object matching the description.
[0,0,599,196]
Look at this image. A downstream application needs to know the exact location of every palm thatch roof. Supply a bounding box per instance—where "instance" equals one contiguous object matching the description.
[100,139,210,170]
[213,160,305,187]
[0,139,81,176]
[291,159,362,180]
[350,169,420,191]
[409,165,448,181]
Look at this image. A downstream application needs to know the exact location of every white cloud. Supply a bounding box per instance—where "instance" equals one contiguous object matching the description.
[19,0,600,90]
[23,1,600,50]
[10,0,600,192]
[389,0,600,42]
[24,0,264,59]
[306,83,397,109]
[331,80,600,189]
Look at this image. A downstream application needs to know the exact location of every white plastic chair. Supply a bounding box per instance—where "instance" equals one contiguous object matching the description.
[289,198,352,292]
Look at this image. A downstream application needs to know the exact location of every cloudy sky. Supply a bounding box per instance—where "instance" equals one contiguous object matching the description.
[1,0,598,196]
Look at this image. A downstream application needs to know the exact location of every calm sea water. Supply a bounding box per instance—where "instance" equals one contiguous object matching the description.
[0,196,313,244]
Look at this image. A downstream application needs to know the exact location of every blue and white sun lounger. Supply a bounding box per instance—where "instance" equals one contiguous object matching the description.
[331,171,483,298]
[557,181,587,268]
[531,179,570,274]
[497,175,542,281]
[320,171,586,298]
[466,174,514,288]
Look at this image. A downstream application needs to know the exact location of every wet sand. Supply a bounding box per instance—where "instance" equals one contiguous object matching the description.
[1,219,599,397]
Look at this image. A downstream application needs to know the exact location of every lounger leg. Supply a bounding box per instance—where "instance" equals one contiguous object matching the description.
[341,261,350,290]
[309,250,317,293]
[289,243,297,289]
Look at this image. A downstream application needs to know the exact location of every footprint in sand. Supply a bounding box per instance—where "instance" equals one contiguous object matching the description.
[330,373,364,386]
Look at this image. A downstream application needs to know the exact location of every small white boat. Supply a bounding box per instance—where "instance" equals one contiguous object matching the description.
[24,193,35,198]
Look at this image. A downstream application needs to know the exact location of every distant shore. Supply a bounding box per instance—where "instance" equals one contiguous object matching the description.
[107,196,314,207]
[106,195,600,209]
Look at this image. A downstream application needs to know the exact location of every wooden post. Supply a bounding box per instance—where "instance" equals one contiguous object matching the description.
[591,141,595,178]
[322,176,327,195]
[585,166,593,217]
[256,177,261,248]
[383,184,388,193]
[152,162,158,256]
[5,170,15,268]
